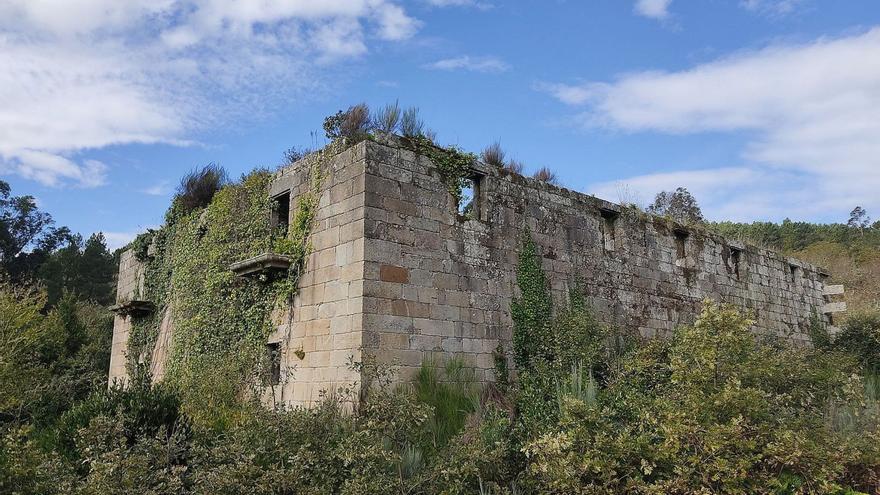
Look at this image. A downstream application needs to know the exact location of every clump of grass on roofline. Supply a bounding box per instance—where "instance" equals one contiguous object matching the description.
[175,163,228,214]
[504,159,525,175]
[532,166,558,184]
[400,106,426,138]
[373,100,402,134]
[481,141,506,168]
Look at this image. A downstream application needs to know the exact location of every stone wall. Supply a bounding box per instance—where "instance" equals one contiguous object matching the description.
[266,145,368,406]
[356,139,829,383]
[108,249,146,385]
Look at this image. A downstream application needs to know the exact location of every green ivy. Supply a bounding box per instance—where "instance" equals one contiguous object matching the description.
[407,135,476,209]
[510,230,554,370]
[124,164,323,425]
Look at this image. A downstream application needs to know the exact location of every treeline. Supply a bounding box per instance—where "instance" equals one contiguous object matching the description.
[712,219,880,253]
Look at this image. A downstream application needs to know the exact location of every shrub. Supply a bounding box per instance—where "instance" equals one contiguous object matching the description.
[522,301,880,494]
[532,166,558,184]
[504,159,525,175]
[281,146,312,167]
[481,142,506,168]
[400,106,425,138]
[175,164,228,214]
[55,368,185,464]
[833,312,880,372]
[324,103,371,143]
[410,358,479,451]
[373,101,401,134]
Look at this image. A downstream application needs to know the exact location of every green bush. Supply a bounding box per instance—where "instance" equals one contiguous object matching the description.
[833,312,880,372]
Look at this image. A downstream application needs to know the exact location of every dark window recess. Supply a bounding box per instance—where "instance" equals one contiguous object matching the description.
[265,342,281,386]
[271,192,291,235]
[600,208,619,251]
[790,264,799,283]
[458,174,484,220]
[730,248,742,280]
[673,229,688,260]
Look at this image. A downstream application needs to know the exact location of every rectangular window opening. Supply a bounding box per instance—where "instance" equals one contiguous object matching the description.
[265,342,281,386]
[271,191,291,236]
[730,248,742,280]
[674,229,688,260]
[458,174,484,221]
[600,208,619,251]
[790,263,800,284]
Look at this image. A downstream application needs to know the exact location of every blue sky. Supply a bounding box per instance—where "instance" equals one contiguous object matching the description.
[2,0,879,249]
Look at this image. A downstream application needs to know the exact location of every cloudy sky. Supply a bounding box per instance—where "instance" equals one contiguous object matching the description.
[2,0,879,248]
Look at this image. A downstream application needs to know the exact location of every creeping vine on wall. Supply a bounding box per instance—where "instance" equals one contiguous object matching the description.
[125,157,325,413]
[406,135,477,209]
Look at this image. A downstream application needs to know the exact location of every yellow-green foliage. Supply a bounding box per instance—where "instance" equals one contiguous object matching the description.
[523,301,880,494]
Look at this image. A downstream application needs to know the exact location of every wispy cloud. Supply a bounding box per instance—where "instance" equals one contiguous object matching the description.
[424,55,509,73]
[424,0,492,9]
[545,27,880,221]
[0,0,420,188]
[740,0,804,16]
[634,0,672,20]
[141,181,172,196]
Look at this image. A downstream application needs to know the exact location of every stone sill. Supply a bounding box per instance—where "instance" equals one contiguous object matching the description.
[230,253,293,279]
[110,300,155,317]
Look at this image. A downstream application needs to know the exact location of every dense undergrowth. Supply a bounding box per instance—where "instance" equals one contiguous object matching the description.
[3,108,880,493]
[3,227,880,493]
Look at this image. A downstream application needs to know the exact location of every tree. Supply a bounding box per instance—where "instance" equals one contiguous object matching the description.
[647,187,705,225]
[0,181,75,282]
[37,233,116,306]
[848,206,871,235]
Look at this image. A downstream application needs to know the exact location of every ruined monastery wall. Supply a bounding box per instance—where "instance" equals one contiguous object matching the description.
[357,140,828,382]
[109,139,831,406]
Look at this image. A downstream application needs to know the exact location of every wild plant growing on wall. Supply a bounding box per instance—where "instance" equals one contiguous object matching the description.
[510,230,554,370]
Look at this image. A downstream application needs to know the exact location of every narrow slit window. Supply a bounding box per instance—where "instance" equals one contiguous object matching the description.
[789,264,799,284]
[730,248,742,280]
[600,208,618,251]
[458,174,484,220]
[674,229,688,260]
[271,192,291,236]
[265,342,281,386]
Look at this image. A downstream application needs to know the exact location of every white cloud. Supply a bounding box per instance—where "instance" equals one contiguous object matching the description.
[141,182,173,196]
[0,0,420,188]
[634,0,672,20]
[424,0,492,9]
[103,232,141,251]
[424,56,509,73]
[740,0,804,16]
[547,27,880,222]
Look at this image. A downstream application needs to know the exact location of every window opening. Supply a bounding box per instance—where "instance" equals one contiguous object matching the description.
[265,342,281,386]
[674,229,688,260]
[600,208,619,251]
[271,191,291,236]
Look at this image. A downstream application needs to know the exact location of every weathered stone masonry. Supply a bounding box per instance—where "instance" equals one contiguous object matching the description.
[109,137,837,406]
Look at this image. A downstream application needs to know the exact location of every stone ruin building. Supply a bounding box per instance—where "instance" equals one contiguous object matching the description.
[109,136,847,407]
